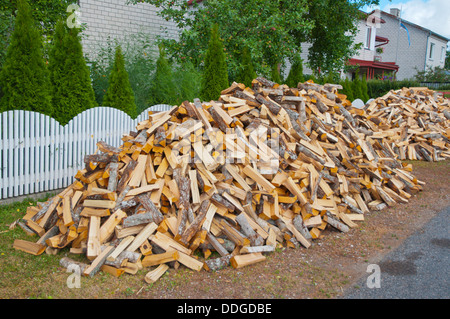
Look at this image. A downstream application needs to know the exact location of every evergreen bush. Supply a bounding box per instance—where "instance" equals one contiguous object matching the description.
[49,26,96,125]
[0,0,52,115]
[148,44,177,106]
[174,61,202,105]
[48,20,67,117]
[361,75,370,101]
[236,46,256,87]
[339,78,354,101]
[285,54,305,88]
[103,45,137,117]
[270,63,282,84]
[351,74,364,101]
[200,24,229,101]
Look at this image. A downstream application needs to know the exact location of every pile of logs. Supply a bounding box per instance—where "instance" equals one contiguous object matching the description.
[13,77,436,284]
[345,87,450,161]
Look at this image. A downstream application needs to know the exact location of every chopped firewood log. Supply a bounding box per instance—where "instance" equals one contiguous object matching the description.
[144,264,169,284]
[13,239,46,256]
[14,77,442,285]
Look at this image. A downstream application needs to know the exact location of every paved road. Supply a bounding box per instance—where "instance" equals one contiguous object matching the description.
[343,206,450,299]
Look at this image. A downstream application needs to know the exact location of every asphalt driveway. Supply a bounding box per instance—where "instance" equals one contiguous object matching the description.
[342,206,450,299]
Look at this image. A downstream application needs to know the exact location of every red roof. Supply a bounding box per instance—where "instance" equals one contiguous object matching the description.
[348,58,399,71]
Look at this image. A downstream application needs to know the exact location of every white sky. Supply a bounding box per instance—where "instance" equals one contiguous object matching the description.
[365,0,450,40]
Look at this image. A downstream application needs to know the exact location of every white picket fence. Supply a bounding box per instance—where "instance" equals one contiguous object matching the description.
[0,105,172,200]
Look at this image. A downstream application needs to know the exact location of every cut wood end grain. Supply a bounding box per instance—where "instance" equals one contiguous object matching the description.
[13,77,443,285]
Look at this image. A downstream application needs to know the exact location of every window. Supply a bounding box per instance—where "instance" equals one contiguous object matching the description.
[441,47,446,62]
[365,27,372,49]
[429,43,435,60]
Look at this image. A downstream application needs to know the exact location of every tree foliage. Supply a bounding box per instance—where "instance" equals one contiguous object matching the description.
[103,45,137,117]
[285,54,305,88]
[296,0,369,75]
[200,24,229,101]
[129,0,379,77]
[0,0,76,66]
[270,63,282,84]
[49,25,96,124]
[48,20,67,115]
[0,0,52,114]
[340,78,354,101]
[236,46,256,87]
[414,66,450,83]
[445,51,450,70]
[148,44,178,106]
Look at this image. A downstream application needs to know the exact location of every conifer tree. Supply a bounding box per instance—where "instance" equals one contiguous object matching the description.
[48,25,96,124]
[361,74,370,102]
[236,46,256,87]
[48,20,67,115]
[270,63,282,84]
[340,78,354,102]
[0,0,52,115]
[351,73,363,101]
[285,54,305,88]
[174,61,202,105]
[148,44,177,106]
[103,45,137,117]
[200,24,229,101]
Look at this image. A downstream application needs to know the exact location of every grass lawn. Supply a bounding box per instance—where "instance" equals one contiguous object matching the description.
[0,160,449,299]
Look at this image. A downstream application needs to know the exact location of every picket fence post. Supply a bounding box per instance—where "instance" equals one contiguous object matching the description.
[0,105,172,200]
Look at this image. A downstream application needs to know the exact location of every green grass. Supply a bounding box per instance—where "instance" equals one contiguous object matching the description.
[0,194,66,298]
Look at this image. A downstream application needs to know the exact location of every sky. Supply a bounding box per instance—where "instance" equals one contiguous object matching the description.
[361,0,450,40]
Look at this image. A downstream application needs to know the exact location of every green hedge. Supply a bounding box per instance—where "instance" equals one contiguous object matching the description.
[366,80,421,98]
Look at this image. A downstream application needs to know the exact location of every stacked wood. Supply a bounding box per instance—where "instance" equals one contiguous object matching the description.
[13,77,431,283]
[343,87,450,161]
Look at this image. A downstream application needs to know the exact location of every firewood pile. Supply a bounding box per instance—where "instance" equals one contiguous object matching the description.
[344,86,450,161]
[13,77,441,284]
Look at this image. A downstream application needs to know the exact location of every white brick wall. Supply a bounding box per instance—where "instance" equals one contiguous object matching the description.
[79,0,179,59]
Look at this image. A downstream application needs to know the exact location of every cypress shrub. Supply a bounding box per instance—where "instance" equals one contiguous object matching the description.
[174,61,202,105]
[351,75,364,101]
[51,26,96,124]
[285,54,305,88]
[236,46,256,87]
[340,78,354,101]
[200,24,229,101]
[103,45,137,117]
[270,63,282,84]
[148,44,177,106]
[0,0,52,115]
[361,75,370,101]
[48,20,67,116]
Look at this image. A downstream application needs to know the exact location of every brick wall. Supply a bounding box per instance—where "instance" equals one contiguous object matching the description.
[78,0,179,59]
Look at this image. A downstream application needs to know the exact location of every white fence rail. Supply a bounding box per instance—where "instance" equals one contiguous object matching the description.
[0,105,172,200]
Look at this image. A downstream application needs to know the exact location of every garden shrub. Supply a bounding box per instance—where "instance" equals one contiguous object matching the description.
[147,44,178,106]
[236,46,256,87]
[51,26,96,125]
[285,54,305,88]
[0,0,52,115]
[339,78,354,101]
[200,24,229,101]
[103,45,137,117]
